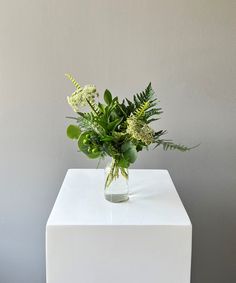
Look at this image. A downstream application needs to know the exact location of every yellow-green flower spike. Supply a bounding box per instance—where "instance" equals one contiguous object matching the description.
[66,74,97,112]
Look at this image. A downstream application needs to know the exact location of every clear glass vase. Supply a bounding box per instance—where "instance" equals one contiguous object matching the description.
[104,159,129,203]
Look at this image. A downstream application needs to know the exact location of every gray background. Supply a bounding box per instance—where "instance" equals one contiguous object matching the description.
[0,0,235,282]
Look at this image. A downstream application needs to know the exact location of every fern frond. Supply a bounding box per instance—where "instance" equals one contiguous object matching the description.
[65,73,81,89]
[134,101,150,118]
[145,108,163,120]
[132,83,162,122]
[154,130,167,139]
[133,83,155,109]
[77,113,105,135]
[154,139,191,152]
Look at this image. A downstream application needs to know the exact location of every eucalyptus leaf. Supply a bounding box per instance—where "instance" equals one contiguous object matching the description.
[121,141,133,152]
[67,125,81,139]
[123,147,137,163]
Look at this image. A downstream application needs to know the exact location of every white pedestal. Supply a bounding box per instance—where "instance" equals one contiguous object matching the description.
[46,169,192,283]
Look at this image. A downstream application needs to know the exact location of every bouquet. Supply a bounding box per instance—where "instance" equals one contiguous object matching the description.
[66,74,193,195]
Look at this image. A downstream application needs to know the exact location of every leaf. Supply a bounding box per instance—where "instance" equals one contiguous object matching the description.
[123,147,137,163]
[100,135,113,142]
[147,118,159,124]
[117,157,130,168]
[121,141,138,163]
[121,141,133,152]
[126,98,135,109]
[67,125,81,139]
[107,117,123,132]
[104,89,112,105]
[133,83,154,109]
[154,139,194,152]
[153,130,167,140]
[134,101,150,118]
[77,113,105,135]
[131,83,162,122]
[145,108,163,119]
[116,103,128,117]
[98,103,105,113]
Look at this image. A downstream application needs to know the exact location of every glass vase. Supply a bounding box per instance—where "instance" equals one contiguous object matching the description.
[104,159,129,203]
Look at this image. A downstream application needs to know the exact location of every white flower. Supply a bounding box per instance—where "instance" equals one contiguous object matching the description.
[83,85,96,94]
[126,116,154,145]
[67,84,97,112]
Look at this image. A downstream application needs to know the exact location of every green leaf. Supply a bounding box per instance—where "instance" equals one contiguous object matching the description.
[147,118,159,124]
[121,141,133,152]
[121,141,138,163]
[104,89,112,105]
[100,135,113,142]
[131,83,162,122]
[154,139,196,152]
[67,125,81,139]
[123,147,137,163]
[113,96,119,103]
[117,157,130,168]
[77,113,105,135]
[107,117,123,132]
[98,103,105,113]
[145,108,163,119]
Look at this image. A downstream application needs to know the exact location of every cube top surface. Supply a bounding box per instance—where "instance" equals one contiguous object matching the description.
[47,169,191,226]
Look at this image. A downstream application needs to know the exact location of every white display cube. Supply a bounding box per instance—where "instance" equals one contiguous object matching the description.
[46,169,192,283]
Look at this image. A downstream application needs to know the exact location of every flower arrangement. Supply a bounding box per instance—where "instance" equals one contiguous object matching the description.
[66,74,194,191]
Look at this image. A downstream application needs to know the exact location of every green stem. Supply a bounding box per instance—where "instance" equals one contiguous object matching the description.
[105,159,129,189]
[86,99,100,115]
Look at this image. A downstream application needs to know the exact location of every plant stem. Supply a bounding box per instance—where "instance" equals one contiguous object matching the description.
[105,159,128,189]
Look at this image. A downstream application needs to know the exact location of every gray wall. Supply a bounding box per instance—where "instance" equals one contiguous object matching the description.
[0,0,235,282]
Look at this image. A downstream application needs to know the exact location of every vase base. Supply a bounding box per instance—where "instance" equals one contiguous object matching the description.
[105,193,129,203]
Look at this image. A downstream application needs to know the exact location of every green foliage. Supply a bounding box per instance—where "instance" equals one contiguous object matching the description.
[154,140,191,152]
[134,101,150,118]
[78,132,101,159]
[118,141,138,167]
[121,141,133,152]
[117,157,130,168]
[133,83,155,108]
[123,147,137,163]
[104,89,112,105]
[130,83,163,123]
[66,77,197,187]
[67,125,81,140]
[77,113,105,135]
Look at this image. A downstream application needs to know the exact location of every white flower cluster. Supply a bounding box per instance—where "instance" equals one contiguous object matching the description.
[126,116,154,145]
[67,85,97,112]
